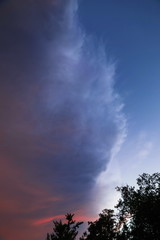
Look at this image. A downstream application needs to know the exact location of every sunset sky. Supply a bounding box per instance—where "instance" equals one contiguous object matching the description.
[1,0,160,239]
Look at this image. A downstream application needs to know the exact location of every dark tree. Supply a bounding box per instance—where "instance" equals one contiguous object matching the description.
[116,173,160,240]
[45,173,160,240]
[80,209,117,240]
[46,213,83,240]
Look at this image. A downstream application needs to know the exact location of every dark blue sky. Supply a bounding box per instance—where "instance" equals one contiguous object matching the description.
[79,0,160,131]
[78,0,160,204]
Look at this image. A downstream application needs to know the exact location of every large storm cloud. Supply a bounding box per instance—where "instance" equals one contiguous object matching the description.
[0,0,126,239]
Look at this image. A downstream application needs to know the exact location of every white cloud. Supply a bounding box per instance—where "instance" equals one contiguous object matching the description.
[137,141,153,159]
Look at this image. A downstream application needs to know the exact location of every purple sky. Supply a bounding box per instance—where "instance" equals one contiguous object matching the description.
[2,0,160,239]
[0,1,126,239]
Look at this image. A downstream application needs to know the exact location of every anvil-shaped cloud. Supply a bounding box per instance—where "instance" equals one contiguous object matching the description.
[0,0,126,239]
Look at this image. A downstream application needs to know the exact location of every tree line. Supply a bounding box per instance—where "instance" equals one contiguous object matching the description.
[46,173,160,240]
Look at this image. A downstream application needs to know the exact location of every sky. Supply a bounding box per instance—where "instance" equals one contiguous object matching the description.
[0,0,160,239]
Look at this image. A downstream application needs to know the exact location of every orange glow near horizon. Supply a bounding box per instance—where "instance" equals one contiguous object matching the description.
[33,212,97,226]
[33,215,64,225]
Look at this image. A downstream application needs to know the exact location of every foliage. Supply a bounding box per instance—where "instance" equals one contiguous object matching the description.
[46,173,160,240]
[80,209,117,240]
[116,173,160,240]
[46,213,83,240]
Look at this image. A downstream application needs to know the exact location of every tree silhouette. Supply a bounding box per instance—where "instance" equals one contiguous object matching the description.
[80,209,117,240]
[46,213,83,240]
[116,173,160,240]
[46,173,160,240]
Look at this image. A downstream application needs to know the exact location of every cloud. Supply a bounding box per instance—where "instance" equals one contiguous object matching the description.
[137,141,153,159]
[135,132,153,160]
[0,0,126,239]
